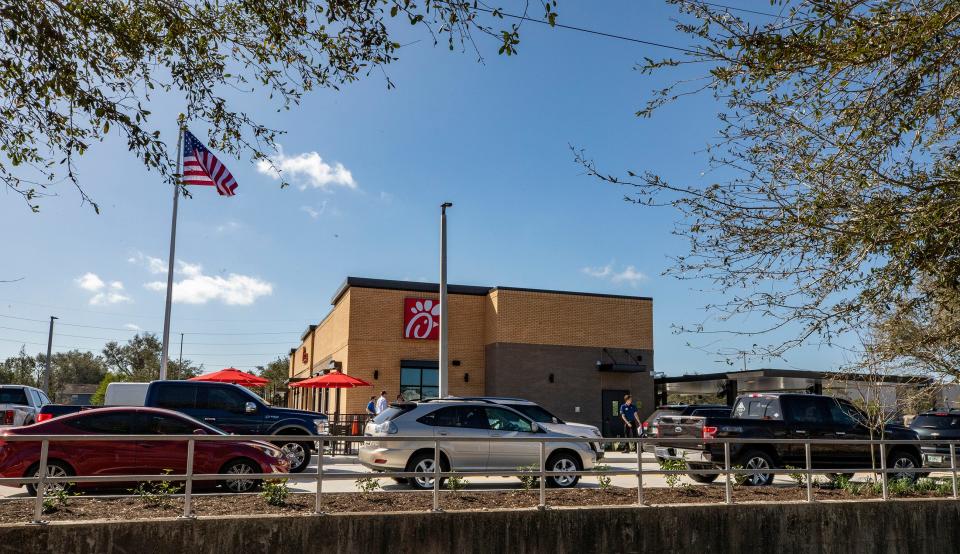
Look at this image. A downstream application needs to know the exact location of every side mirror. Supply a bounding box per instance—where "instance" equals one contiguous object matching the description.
[244,401,257,414]
[552,417,559,424]
[531,423,540,433]
[192,428,208,436]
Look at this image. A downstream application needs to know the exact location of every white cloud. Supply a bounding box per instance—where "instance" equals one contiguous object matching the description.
[257,146,357,191]
[123,323,142,331]
[75,273,132,305]
[581,263,648,287]
[300,200,328,220]
[216,221,241,234]
[379,191,394,203]
[128,252,167,274]
[76,272,105,292]
[144,261,273,306]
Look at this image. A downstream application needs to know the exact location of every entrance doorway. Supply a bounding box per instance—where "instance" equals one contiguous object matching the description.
[601,389,629,437]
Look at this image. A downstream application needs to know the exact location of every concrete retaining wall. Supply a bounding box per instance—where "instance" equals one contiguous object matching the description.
[2,500,959,554]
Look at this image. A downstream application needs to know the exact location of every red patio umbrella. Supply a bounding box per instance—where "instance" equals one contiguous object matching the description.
[289,370,372,420]
[189,367,269,387]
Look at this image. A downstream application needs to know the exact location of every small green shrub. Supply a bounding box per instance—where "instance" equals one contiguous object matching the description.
[888,478,914,496]
[354,476,381,494]
[659,459,687,489]
[785,465,806,487]
[831,474,851,490]
[517,464,538,491]
[914,477,937,493]
[935,480,954,497]
[131,470,182,509]
[445,475,466,493]
[260,479,290,506]
[594,464,612,490]
[41,484,79,514]
[731,464,748,487]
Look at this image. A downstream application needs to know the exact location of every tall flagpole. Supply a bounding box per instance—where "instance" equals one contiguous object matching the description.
[159,125,185,381]
[438,202,452,398]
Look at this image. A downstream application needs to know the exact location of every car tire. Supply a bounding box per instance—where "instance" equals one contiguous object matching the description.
[274,439,312,473]
[686,462,719,483]
[888,449,921,482]
[406,451,447,490]
[25,460,74,497]
[546,452,582,488]
[220,458,262,493]
[739,450,776,486]
[390,477,409,484]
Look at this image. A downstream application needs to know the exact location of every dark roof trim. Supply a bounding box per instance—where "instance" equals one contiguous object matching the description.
[401,359,439,369]
[299,324,317,342]
[330,276,653,305]
[657,368,932,385]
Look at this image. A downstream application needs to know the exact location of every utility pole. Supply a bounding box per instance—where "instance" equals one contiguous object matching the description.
[439,202,453,398]
[178,333,184,372]
[43,316,58,394]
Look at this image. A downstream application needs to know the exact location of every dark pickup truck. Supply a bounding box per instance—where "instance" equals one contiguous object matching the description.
[653,393,922,485]
[39,380,327,473]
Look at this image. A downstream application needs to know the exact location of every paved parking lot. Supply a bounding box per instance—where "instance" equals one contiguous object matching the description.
[0,450,911,498]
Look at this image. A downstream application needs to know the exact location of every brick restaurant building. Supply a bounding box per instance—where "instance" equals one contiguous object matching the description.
[287,277,655,435]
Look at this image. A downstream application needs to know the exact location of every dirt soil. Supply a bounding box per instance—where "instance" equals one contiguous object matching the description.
[0,486,951,524]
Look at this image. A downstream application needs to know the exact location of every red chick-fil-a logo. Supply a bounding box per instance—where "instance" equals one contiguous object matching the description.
[403,298,440,340]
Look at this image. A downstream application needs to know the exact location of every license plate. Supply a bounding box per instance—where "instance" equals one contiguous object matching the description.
[655,447,670,458]
[928,455,944,464]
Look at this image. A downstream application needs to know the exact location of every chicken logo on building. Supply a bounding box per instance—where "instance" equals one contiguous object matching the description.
[404,298,440,340]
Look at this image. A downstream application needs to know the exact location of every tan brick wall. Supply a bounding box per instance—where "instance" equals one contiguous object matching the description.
[340,287,486,414]
[491,289,653,349]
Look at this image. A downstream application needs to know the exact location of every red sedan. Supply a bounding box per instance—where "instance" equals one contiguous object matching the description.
[0,406,290,495]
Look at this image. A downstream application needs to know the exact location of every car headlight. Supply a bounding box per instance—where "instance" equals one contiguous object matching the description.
[252,444,283,458]
[314,419,328,434]
[374,421,398,434]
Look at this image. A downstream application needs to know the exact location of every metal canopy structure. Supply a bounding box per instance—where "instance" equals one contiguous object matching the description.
[654,368,931,406]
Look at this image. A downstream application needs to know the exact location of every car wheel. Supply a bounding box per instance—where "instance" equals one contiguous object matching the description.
[406,452,447,490]
[888,450,921,482]
[686,462,719,483]
[546,452,581,488]
[275,440,311,473]
[25,461,73,497]
[221,458,262,493]
[740,450,775,486]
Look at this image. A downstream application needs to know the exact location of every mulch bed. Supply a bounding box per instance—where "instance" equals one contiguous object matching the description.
[0,486,952,524]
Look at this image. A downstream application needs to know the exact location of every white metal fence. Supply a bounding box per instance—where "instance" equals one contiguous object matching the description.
[3,434,956,525]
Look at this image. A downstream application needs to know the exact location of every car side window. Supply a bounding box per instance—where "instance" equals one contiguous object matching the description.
[203,387,248,414]
[432,406,489,429]
[141,414,197,434]
[37,390,50,406]
[485,407,533,433]
[830,400,861,427]
[154,384,199,410]
[65,413,131,434]
[786,397,830,424]
[28,389,42,407]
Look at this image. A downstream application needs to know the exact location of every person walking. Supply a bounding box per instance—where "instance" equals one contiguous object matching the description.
[366,396,377,419]
[619,394,641,453]
[375,390,389,415]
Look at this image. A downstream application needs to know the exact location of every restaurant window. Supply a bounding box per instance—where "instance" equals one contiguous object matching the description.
[400,363,439,401]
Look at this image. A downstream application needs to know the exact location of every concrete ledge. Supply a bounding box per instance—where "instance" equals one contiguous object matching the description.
[1,500,959,554]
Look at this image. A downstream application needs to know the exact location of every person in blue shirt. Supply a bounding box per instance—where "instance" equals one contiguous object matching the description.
[365,396,377,419]
[619,394,641,453]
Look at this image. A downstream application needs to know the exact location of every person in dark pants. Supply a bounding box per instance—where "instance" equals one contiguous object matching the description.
[619,394,641,453]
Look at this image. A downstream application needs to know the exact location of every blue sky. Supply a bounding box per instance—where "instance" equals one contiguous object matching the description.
[0,2,852,375]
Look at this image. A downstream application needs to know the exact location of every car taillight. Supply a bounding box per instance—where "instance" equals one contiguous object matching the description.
[702,426,718,440]
[3,411,13,425]
[36,413,53,423]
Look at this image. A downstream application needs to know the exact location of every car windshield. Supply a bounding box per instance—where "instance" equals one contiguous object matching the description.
[0,388,28,405]
[507,404,562,424]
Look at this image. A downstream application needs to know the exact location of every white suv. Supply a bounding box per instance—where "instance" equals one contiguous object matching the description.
[359,399,597,490]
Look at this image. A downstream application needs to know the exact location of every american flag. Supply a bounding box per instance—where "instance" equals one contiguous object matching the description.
[181,130,238,196]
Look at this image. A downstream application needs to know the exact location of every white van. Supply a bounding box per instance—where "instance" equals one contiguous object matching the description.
[104,382,150,406]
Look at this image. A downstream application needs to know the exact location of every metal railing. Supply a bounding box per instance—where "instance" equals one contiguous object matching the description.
[3,434,957,525]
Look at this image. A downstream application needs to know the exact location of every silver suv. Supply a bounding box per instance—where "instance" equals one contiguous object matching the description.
[359,400,597,490]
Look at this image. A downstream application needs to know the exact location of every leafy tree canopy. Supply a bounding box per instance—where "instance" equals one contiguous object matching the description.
[581,0,960,377]
[1,0,556,211]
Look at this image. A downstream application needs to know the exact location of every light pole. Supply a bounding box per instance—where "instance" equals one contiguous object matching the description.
[43,316,58,395]
[439,202,452,398]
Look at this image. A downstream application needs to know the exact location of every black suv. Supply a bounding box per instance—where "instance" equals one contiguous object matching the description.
[911,410,960,468]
